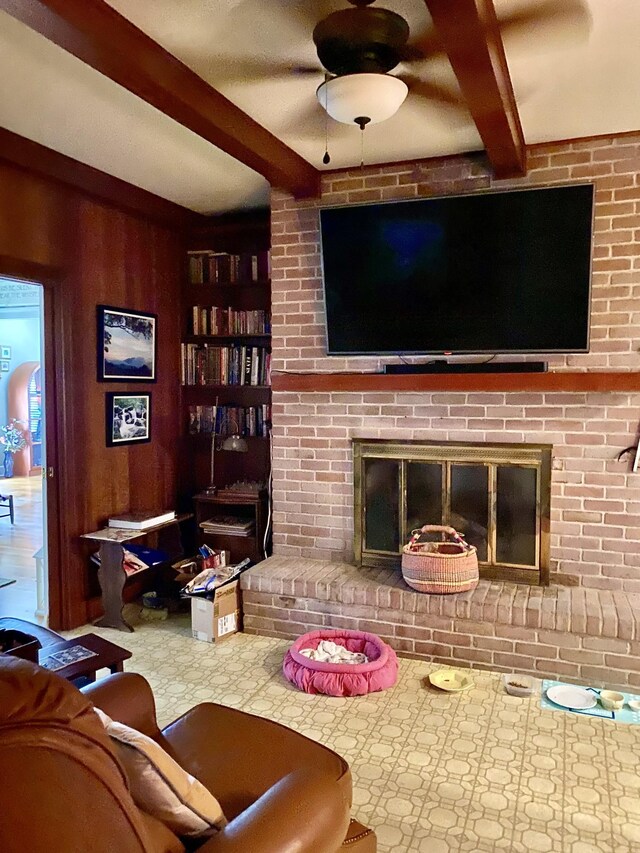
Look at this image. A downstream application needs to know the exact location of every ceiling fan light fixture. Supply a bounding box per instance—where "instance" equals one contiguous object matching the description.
[316,73,408,126]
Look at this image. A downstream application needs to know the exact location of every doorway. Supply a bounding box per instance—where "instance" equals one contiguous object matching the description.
[0,278,47,622]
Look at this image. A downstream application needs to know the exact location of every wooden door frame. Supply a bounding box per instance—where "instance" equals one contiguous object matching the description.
[0,255,68,629]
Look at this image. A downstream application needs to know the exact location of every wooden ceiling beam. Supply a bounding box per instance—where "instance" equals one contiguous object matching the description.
[422,0,526,178]
[0,0,320,199]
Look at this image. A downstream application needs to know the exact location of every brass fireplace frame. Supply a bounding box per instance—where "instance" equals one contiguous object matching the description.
[353,439,552,585]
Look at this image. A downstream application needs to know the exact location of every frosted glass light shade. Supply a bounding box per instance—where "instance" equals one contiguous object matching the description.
[316,73,408,126]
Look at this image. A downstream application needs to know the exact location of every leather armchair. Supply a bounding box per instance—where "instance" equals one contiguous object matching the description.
[0,656,376,853]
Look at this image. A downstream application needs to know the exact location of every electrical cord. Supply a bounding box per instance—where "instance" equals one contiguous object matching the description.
[263,428,273,558]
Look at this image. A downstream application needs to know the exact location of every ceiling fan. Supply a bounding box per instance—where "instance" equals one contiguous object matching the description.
[313,0,417,129]
[213,0,590,150]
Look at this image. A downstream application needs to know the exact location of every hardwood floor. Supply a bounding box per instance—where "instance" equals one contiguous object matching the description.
[0,475,42,620]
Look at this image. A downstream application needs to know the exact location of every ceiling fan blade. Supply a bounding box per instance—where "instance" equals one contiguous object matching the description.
[210,0,337,61]
[497,0,591,46]
[400,30,445,65]
[398,74,467,111]
[401,0,590,64]
[210,56,322,86]
[280,100,331,139]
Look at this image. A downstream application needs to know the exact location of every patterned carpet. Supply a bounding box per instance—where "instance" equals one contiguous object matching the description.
[68,609,640,852]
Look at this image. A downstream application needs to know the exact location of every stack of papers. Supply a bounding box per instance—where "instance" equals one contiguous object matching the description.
[199,516,255,537]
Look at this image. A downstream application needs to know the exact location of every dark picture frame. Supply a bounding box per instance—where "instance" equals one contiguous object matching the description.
[106,392,151,447]
[97,305,157,381]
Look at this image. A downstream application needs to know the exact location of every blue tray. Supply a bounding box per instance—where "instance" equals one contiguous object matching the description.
[541,679,640,724]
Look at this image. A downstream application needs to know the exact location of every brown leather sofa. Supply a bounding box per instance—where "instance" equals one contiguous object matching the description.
[0,656,376,852]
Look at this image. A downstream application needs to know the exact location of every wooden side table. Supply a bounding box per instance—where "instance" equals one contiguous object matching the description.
[81,514,191,632]
[193,491,267,563]
[39,633,132,682]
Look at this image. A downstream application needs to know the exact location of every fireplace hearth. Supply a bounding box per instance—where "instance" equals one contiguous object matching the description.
[353,439,551,585]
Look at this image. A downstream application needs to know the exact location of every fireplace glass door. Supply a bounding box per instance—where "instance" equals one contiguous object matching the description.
[354,440,551,584]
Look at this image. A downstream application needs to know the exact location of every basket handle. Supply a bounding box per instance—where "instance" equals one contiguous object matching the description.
[408,524,473,551]
[417,525,457,538]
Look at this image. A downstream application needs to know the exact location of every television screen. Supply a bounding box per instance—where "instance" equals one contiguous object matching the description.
[320,184,594,355]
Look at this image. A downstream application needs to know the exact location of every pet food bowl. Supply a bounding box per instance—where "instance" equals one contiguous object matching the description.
[599,690,624,711]
[628,699,640,712]
[142,591,166,610]
[428,669,474,692]
[503,674,535,698]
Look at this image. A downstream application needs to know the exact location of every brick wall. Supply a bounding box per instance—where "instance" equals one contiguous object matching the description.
[270,136,640,590]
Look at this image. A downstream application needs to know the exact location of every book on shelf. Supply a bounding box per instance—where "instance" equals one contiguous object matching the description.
[190,306,270,337]
[188,404,271,437]
[108,510,176,530]
[199,516,255,537]
[188,250,270,285]
[181,343,271,387]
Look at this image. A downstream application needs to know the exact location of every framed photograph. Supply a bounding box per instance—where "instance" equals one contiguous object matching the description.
[97,305,157,381]
[0,361,9,372]
[0,346,11,359]
[106,393,151,447]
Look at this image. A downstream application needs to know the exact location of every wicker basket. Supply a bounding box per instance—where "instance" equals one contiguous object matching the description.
[401,524,479,595]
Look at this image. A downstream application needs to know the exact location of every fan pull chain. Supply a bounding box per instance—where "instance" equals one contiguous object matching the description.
[322,82,331,165]
[355,116,370,169]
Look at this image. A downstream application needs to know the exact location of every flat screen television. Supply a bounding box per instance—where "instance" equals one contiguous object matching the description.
[319,184,594,355]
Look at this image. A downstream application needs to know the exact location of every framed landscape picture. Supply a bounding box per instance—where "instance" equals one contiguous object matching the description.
[106,393,151,447]
[97,305,157,381]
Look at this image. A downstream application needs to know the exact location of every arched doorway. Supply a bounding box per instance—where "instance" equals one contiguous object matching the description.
[7,360,41,477]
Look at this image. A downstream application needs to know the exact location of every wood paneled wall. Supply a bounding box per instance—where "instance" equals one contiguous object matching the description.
[0,160,183,628]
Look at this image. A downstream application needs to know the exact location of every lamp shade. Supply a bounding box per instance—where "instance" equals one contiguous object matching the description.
[316,72,408,126]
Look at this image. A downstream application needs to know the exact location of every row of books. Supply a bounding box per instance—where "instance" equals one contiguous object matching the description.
[200,516,255,537]
[188,250,270,285]
[188,405,272,437]
[191,306,270,337]
[181,344,271,387]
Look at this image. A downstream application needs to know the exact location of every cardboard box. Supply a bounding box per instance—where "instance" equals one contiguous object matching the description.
[190,579,240,643]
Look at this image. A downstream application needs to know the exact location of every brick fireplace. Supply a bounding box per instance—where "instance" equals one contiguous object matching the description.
[242,134,640,686]
[353,437,551,585]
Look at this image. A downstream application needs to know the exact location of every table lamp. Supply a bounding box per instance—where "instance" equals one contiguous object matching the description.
[205,418,248,495]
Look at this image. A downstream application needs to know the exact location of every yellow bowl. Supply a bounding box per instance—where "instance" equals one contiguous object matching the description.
[428,669,474,692]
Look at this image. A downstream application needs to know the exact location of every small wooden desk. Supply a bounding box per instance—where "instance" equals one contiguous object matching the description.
[193,491,267,563]
[81,514,191,632]
[39,632,132,682]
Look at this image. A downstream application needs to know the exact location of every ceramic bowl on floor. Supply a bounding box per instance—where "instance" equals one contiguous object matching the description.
[600,690,625,711]
[428,669,474,692]
[628,699,640,712]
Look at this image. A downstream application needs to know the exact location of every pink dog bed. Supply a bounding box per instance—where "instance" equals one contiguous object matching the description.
[283,629,398,697]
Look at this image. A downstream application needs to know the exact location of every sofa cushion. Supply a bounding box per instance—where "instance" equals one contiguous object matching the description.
[96,709,226,838]
[161,701,351,820]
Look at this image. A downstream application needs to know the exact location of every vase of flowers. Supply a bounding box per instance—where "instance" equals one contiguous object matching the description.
[1,419,27,478]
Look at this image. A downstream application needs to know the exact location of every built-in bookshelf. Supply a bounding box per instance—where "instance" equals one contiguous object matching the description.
[181,214,272,560]
[181,343,270,386]
[190,306,270,337]
[188,404,271,438]
[188,249,270,285]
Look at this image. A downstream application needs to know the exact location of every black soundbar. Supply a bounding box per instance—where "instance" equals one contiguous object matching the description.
[383,361,548,375]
